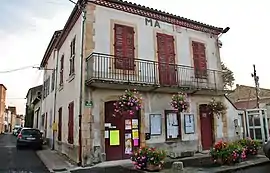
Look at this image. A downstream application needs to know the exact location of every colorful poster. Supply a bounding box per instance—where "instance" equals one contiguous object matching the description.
[109,130,120,146]
[125,119,132,130]
[125,133,132,154]
[132,129,139,139]
[132,119,138,129]
[133,139,139,147]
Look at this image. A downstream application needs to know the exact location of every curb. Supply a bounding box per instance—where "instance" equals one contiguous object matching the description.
[36,151,54,173]
[214,157,270,173]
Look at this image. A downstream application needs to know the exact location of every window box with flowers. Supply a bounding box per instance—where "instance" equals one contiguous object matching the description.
[131,146,166,171]
[113,89,142,116]
[207,98,227,118]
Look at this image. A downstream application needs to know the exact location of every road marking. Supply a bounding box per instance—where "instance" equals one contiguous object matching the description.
[8,171,33,173]
[0,145,16,148]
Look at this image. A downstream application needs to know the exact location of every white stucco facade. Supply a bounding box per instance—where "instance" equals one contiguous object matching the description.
[94,6,221,70]
[40,14,83,162]
[39,1,238,165]
[89,5,223,90]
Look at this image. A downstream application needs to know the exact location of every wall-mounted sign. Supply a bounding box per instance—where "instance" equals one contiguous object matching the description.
[149,114,162,135]
[184,113,195,134]
[145,18,160,28]
[85,100,93,107]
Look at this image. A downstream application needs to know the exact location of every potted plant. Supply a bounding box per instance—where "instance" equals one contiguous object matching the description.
[114,89,142,115]
[170,92,189,112]
[131,146,166,171]
[207,98,227,118]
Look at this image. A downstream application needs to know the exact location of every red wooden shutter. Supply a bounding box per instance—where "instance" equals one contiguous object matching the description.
[60,55,64,84]
[114,24,135,70]
[192,41,207,78]
[157,33,176,85]
[58,107,62,141]
[68,102,74,144]
[165,35,176,85]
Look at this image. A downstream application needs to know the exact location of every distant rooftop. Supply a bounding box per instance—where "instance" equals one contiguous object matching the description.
[0,84,7,90]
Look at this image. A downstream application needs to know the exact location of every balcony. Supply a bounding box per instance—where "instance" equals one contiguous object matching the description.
[85,53,226,95]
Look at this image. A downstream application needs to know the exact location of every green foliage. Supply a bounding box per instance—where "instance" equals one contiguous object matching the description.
[210,138,260,165]
[131,146,166,170]
[221,62,235,89]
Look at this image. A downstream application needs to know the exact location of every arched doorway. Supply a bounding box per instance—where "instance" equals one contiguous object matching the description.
[104,101,140,161]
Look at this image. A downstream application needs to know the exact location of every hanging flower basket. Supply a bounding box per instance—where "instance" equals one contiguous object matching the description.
[207,98,227,117]
[170,92,189,112]
[114,89,142,115]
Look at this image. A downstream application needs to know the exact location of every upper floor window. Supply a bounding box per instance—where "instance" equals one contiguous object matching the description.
[43,76,50,99]
[192,41,207,79]
[60,55,64,86]
[69,36,76,76]
[51,70,55,92]
[114,24,135,70]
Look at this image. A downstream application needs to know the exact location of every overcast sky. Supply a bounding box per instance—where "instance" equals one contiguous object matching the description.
[0,0,268,114]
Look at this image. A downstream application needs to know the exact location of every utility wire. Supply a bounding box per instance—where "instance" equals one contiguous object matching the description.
[0,64,38,73]
[6,98,26,100]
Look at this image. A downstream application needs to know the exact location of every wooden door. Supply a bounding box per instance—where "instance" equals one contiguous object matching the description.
[199,104,214,150]
[157,33,177,86]
[105,101,140,161]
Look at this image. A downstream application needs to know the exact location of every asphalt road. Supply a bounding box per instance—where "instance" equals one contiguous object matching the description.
[233,163,270,173]
[0,133,49,173]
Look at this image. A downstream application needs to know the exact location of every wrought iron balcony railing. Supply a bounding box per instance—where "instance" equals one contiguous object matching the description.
[86,53,224,91]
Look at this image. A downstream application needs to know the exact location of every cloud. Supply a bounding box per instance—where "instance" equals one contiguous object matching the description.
[0,0,73,114]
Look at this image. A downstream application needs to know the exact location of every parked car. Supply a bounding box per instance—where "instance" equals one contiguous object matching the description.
[263,137,270,158]
[16,128,43,150]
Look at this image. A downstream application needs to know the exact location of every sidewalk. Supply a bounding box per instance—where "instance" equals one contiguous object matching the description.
[179,155,270,173]
[36,146,77,172]
[37,147,269,173]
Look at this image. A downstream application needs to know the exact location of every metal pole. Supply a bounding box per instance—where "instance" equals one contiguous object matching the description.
[251,64,260,108]
[52,49,59,150]
[78,4,86,167]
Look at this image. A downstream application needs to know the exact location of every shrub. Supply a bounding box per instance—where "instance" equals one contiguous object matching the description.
[210,140,252,165]
[237,138,260,156]
[130,146,166,170]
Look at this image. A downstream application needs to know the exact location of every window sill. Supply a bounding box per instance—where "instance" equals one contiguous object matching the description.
[165,139,181,144]
[58,85,63,91]
[67,73,75,83]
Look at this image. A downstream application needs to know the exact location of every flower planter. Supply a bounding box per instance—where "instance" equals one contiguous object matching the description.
[216,158,223,165]
[146,164,161,172]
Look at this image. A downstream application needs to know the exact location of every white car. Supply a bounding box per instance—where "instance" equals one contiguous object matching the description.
[13,126,21,135]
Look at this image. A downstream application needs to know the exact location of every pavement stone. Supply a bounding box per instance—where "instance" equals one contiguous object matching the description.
[36,146,77,173]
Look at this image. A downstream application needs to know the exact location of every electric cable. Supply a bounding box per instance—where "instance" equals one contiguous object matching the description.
[0,64,38,73]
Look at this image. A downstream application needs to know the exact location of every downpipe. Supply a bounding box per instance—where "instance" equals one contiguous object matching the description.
[78,5,86,167]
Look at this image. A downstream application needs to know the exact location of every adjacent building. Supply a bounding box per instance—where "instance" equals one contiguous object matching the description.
[39,0,242,166]
[227,84,270,141]
[25,85,43,128]
[4,108,11,132]
[0,84,7,133]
